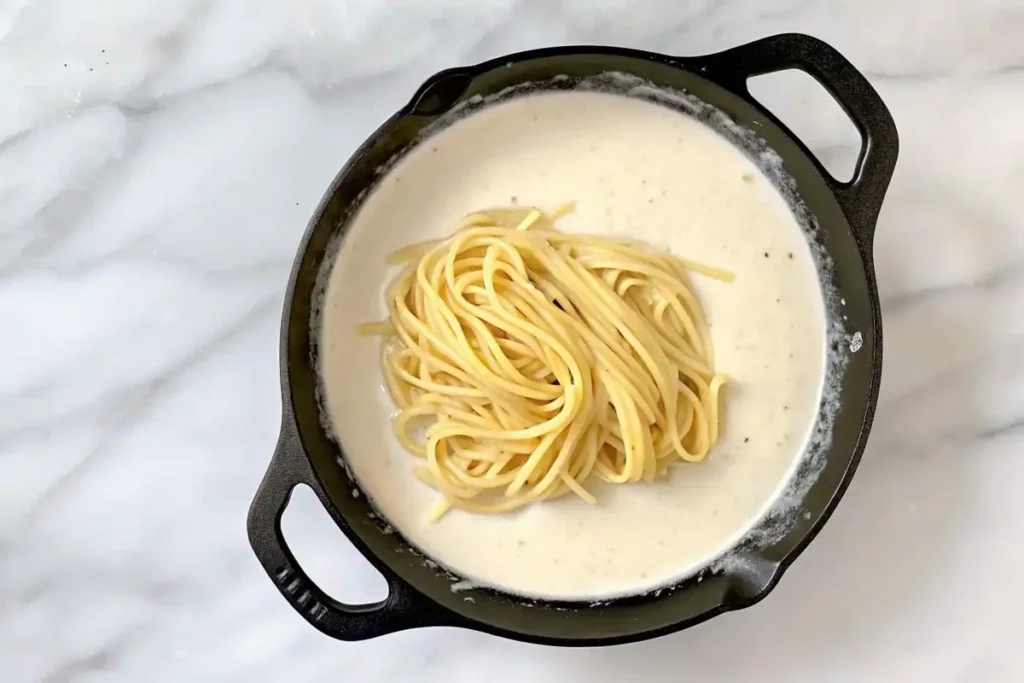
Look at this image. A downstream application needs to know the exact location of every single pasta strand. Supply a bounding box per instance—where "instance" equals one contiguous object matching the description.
[357,204,731,518]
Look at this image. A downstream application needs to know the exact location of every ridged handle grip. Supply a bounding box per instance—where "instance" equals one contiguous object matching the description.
[247,420,449,640]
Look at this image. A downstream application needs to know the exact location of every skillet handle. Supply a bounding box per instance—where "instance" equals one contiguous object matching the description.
[696,33,899,249]
[247,419,446,640]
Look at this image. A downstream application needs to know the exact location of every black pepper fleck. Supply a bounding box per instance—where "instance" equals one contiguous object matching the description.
[788,252,794,259]
[744,437,750,443]
[510,196,518,204]
[764,252,769,258]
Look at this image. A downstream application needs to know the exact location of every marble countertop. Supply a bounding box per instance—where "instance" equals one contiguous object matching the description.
[4,1,1023,681]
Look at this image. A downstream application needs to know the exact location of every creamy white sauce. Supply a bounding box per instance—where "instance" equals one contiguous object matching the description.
[320,90,826,600]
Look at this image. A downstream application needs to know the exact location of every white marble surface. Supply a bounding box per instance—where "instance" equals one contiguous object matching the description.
[3,0,1024,680]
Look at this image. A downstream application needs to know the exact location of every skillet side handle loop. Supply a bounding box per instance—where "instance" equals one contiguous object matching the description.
[247,420,438,641]
[696,33,899,251]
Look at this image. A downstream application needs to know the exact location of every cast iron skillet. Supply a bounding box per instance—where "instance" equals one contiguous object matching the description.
[248,33,898,645]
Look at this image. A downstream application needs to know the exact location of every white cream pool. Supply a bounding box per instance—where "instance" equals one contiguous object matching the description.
[319,90,826,600]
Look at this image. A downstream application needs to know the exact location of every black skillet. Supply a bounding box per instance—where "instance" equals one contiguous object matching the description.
[247,33,898,645]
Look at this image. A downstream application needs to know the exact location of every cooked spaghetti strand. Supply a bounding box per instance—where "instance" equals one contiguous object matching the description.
[357,204,731,518]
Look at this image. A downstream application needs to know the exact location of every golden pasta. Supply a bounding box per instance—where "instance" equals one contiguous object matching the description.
[357,203,732,519]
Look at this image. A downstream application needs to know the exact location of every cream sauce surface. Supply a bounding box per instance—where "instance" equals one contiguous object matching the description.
[320,90,826,599]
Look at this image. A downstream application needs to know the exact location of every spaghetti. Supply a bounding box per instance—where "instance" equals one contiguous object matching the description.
[356,203,732,519]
